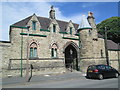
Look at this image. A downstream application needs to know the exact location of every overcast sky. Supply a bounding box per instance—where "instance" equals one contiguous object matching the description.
[0,1,119,41]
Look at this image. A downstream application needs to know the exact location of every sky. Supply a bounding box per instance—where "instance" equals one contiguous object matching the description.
[0,1,119,41]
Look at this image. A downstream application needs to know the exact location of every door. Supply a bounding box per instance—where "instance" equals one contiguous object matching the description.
[65,44,78,71]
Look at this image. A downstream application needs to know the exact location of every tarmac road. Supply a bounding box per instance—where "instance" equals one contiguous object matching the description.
[2,71,119,88]
[4,77,118,88]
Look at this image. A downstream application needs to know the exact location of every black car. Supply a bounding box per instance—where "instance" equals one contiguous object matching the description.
[86,64,119,80]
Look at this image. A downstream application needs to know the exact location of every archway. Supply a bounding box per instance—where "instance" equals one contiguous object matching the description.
[64,44,79,71]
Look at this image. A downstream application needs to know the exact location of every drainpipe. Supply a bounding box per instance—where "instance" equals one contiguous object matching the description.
[26,25,30,82]
[20,29,23,77]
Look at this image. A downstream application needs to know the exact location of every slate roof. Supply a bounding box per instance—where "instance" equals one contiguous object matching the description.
[98,34,103,38]
[11,15,119,50]
[37,16,51,30]
[12,15,32,27]
[107,40,119,50]
[12,15,79,32]
[78,15,92,29]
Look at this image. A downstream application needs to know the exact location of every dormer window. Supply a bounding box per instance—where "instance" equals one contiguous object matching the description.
[32,21,36,30]
[53,24,56,33]
[70,27,72,35]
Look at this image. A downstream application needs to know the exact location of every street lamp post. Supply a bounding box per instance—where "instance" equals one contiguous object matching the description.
[104,27,109,66]
[70,49,73,72]
[26,25,30,82]
[118,43,120,72]
[20,29,23,77]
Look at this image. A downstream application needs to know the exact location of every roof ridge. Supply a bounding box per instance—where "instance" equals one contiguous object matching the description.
[37,16,51,20]
[57,19,79,25]
[37,16,78,25]
[12,15,79,32]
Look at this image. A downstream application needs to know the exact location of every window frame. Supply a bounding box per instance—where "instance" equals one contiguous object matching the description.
[51,43,58,58]
[29,42,38,58]
[32,21,36,30]
[70,27,72,35]
[53,24,56,33]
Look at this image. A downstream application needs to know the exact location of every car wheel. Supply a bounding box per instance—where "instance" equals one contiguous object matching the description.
[87,76,91,79]
[98,74,103,80]
[86,74,91,79]
[115,73,119,78]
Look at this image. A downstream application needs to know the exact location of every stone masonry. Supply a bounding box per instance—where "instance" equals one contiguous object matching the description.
[0,6,119,78]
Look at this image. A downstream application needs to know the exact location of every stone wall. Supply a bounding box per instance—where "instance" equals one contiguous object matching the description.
[80,58,106,73]
[0,44,2,78]
[1,16,80,78]
[3,59,66,77]
[109,50,120,70]
[1,14,119,78]
[0,41,11,78]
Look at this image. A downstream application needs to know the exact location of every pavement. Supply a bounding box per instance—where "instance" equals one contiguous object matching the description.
[2,71,85,86]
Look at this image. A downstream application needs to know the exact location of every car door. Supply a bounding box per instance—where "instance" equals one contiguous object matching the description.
[97,65,107,77]
[110,66,117,77]
[105,65,113,77]
[101,65,108,77]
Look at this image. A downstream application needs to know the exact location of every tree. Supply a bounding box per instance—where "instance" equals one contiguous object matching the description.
[97,17,120,44]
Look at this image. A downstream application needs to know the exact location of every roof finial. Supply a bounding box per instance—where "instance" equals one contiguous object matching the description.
[88,11,93,17]
[49,5,55,19]
[51,5,54,10]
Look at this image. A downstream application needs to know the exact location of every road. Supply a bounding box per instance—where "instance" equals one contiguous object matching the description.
[3,76,118,88]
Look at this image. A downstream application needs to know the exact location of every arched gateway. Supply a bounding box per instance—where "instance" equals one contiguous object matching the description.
[63,41,79,71]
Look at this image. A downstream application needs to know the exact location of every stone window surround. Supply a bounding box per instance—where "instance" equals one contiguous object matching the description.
[29,39,39,58]
[53,24,56,33]
[32,20,37,30]
[70,27,73,35]
[51,43,58,58]
[30,42,38,58]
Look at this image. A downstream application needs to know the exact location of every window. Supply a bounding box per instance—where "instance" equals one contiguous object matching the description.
[105,66,112,70]
[34,48,37,57]
[51,43,58,58]
[30,48,33,57]
[70,27,72,35]
[32,21,36,30]
[30,42,37,58]
[89,30,92,36]
[51,48,54,57]
[97,65,105,70]
[101,49,103,58]
[53,24,56,32]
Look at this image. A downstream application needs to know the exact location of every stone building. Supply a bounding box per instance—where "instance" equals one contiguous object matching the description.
[0,6,120,77]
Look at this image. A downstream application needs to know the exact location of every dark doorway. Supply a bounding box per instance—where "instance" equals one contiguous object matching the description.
[65,44,78,71]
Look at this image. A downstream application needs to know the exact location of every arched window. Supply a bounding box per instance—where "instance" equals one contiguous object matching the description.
[51,43,58,58]
[30,42,37,58]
